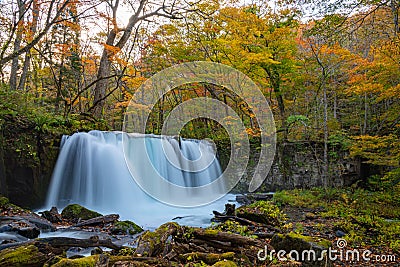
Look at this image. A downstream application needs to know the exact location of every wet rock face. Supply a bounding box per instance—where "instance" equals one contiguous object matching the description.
[0,117,60,208]
[225,142,359,193]
[270,232,333,267]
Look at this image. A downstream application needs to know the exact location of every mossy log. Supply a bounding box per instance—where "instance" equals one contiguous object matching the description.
[191,228,263,247]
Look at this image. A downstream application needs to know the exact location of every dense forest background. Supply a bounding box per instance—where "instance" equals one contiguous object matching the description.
[0,0,399,198]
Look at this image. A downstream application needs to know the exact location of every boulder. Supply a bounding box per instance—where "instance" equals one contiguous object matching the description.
[9,221,40,239]
[0,244,51,267]
[110,220,143,235]
[135,222,180,257]
[61,204,102,222]
[40,206,62,223]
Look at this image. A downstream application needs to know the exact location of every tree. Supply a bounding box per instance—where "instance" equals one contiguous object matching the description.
[91,0,199,117]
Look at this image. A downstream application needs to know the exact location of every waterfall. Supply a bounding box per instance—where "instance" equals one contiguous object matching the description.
[45,131,229,227]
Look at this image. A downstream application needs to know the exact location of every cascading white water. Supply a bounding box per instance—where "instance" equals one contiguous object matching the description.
[45,131,231,227]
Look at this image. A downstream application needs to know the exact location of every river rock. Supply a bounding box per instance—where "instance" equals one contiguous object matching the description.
[40,206,62,223]
[61,204,102,222]
[110,220,143,235]
[135,222,180,257]
[9,221,40,239]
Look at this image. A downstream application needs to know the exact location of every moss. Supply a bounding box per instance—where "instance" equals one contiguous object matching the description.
[285,232,331,248]
[0,196,9,207]
[236,200,287,226]
[203,229,219,236]
[212,260,238,267]
[0,245,47,267]
[181,252,235,265]
[51,255,99,267]
[111,220,143,235]
[61,204,102,222]
[209,220,255,237]
[135,222,180,257]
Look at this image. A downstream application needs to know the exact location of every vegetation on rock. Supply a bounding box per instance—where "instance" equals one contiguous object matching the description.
[61,204,102,222]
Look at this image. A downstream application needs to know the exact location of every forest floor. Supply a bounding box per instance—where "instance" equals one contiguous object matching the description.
[0,187,399,266]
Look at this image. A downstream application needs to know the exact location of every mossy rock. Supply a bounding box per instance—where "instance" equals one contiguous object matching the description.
[0,195,25,213]
[61,204,102,222]
[270,232,333,267]
[0,196,10,207]
[213,260,238,267]
[111,220,143,235]
[51,255,100,267]
[236,200,287,226]
[135,222,180,257]
[0,245,48,267]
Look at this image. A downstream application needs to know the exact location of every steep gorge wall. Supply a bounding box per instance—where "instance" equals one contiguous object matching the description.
[0,115,60,208]
[222,142,360,193]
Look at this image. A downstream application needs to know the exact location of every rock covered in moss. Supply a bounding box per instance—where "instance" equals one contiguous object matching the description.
[111,220,143,235]
[0,196,25,214]
[135,222,180,257]
[0,245,49,267]
[61,204,102,222]
[236,200,287,226]
[270,232,333,267]
[51,255,102,267]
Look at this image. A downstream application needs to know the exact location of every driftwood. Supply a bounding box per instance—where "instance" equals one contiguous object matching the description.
[0,236,121,251]
[73,214,119,227]
[37,236,121,250]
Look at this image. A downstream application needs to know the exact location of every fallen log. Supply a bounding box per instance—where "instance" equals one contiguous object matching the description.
[191,228,263,247]
[212,214,282,234]
[73,214,119,227]
[37,236,121,250]
[0,236,121,251]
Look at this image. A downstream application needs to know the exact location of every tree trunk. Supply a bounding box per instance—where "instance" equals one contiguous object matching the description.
[18,0,39,91]
[9,0,25,91]
[323,78,329,187]
[92,0,146,118]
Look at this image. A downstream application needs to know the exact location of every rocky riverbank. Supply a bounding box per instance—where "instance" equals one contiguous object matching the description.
[0,187,399,266]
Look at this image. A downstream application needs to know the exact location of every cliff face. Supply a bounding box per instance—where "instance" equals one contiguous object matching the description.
[221,141,362,193]
[0,115,60,208]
